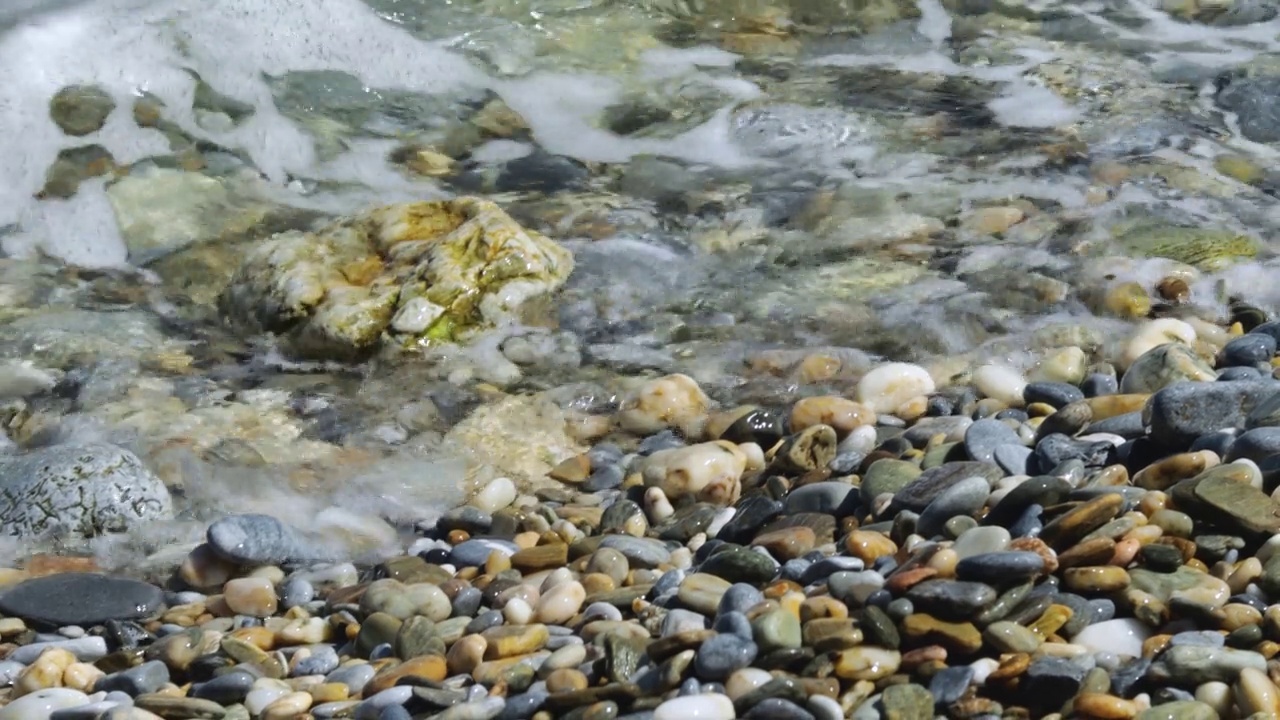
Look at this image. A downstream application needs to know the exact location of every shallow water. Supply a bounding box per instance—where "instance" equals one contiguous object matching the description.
[5,0,1280,568]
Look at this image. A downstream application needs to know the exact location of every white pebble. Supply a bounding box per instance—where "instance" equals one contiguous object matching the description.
[540,568,575,592]
[653,693,736,720]
[1071,618,1151,658]
[973,364,1026,407]
[725,668,772,700]
[1196,680,1232,717]
[472,477,517,513]
[0,688,91,719]
[645,487,675,522]
[503,598,533,625]
[245,686,290,716]
[856,362,935,415]
[807,695,843,720]
[1121,318,1196,369]
[969,657,1000,686]
[535,581,585,625]
[706,509,736,538]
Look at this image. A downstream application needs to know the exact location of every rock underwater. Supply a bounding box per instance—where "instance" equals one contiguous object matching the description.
[219,197,575,360]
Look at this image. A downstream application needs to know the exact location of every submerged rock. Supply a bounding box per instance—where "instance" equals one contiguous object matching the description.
[0,443,173,538]
[220,197,574,359]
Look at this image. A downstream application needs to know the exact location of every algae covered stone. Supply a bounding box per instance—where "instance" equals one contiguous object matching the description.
[1108,222,1261,271]
[220,197,574,359]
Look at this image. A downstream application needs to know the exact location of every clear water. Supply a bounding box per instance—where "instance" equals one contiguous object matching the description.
[5,0,1280,568]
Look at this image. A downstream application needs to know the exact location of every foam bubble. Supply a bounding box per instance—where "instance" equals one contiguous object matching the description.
[0,0,483,265]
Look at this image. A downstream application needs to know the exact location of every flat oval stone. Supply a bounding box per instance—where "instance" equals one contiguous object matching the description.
[954,552,1045,585]
[208,514,317,565]
[599,536,672,568]
[904,580,997,621]
[784,482,856,515]
[964,419,1022,465]
[694,634,758,680]
[700,547,778,585]
[915,476,991,538]
[1024,382,1085,408]
[0,574,163,627]
[891,462,1002,513]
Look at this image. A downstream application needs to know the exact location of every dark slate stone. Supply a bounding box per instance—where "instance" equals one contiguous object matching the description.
[1084,411,1147,439]
[1023,382,1085,408]
[1147,381,1280,448]
[718,496,785,545]
[1033,434,1117,473]
[954,552,1045,585]
[1225,427,1280,463]
[799,556,865,586]
[1021,656,1087,711]
[1222,334,1277,366]
[1007,504,1043,538]
[891,462,1003,513]
[495,151,588,194]
[1219,366,1264,381]
[784,482,857,515]
[1081,373,1118,397]
[0,573,164,627]
[904,579,997,621]
[743,699,815,720]
[985,476,1071,528]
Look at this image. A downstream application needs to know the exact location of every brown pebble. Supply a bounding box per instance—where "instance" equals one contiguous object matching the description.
[885,567,938,594]
[789,397,875,438]
[362,655,447,695]
[1063,566,1130,593]
[987,653,1030,685]
[448,529,470,545]
[550,455,592,483]
[843,530,897,563]
[752,527,817,561]
[1008,537,1059,574]
[545,668,589,693]
[511,544,568,573]
[800,597,849,622]
[1073,692,1139,719]
[898,645,947,670]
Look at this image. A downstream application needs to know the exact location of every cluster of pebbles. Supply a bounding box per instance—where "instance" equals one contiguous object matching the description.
[12,314,1280,720]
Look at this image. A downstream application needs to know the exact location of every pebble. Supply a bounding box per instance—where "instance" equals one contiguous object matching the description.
[0,574,164,627]
[653,694,734,720]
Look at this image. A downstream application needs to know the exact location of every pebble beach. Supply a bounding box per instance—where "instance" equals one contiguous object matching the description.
[11,0,1280,718]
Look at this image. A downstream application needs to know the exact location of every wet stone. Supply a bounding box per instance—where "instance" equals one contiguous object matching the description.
[451,539,519,567]
[860,460,922,507]
[207,514,313,566]
[1221,333,1276,366]
[915,476,991,538]
[904,580,997,621]
[1147,381,1280,448]
[94,660,170,696]
[1024,382,1085,408]
[964,418,1022,465]
[0,574,164,627]
[599,536,672,568]
[717,497,784,545]
[700,547,778,585]
[784,482,856,515]
[1033,434,1116,473]
[1191,474,1280,540]
[892,462,1003,515]
[1020,656,1087,711]
[954,552,1044,585]
[993,444,1033,475]
[879,683,934,719]
[742,698,813,720]
[694,634,758,680]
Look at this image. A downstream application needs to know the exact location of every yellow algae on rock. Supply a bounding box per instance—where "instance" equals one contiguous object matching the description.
[220,197,574,359]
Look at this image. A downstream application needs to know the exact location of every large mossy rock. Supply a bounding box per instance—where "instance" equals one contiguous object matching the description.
[219,197,574,359]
